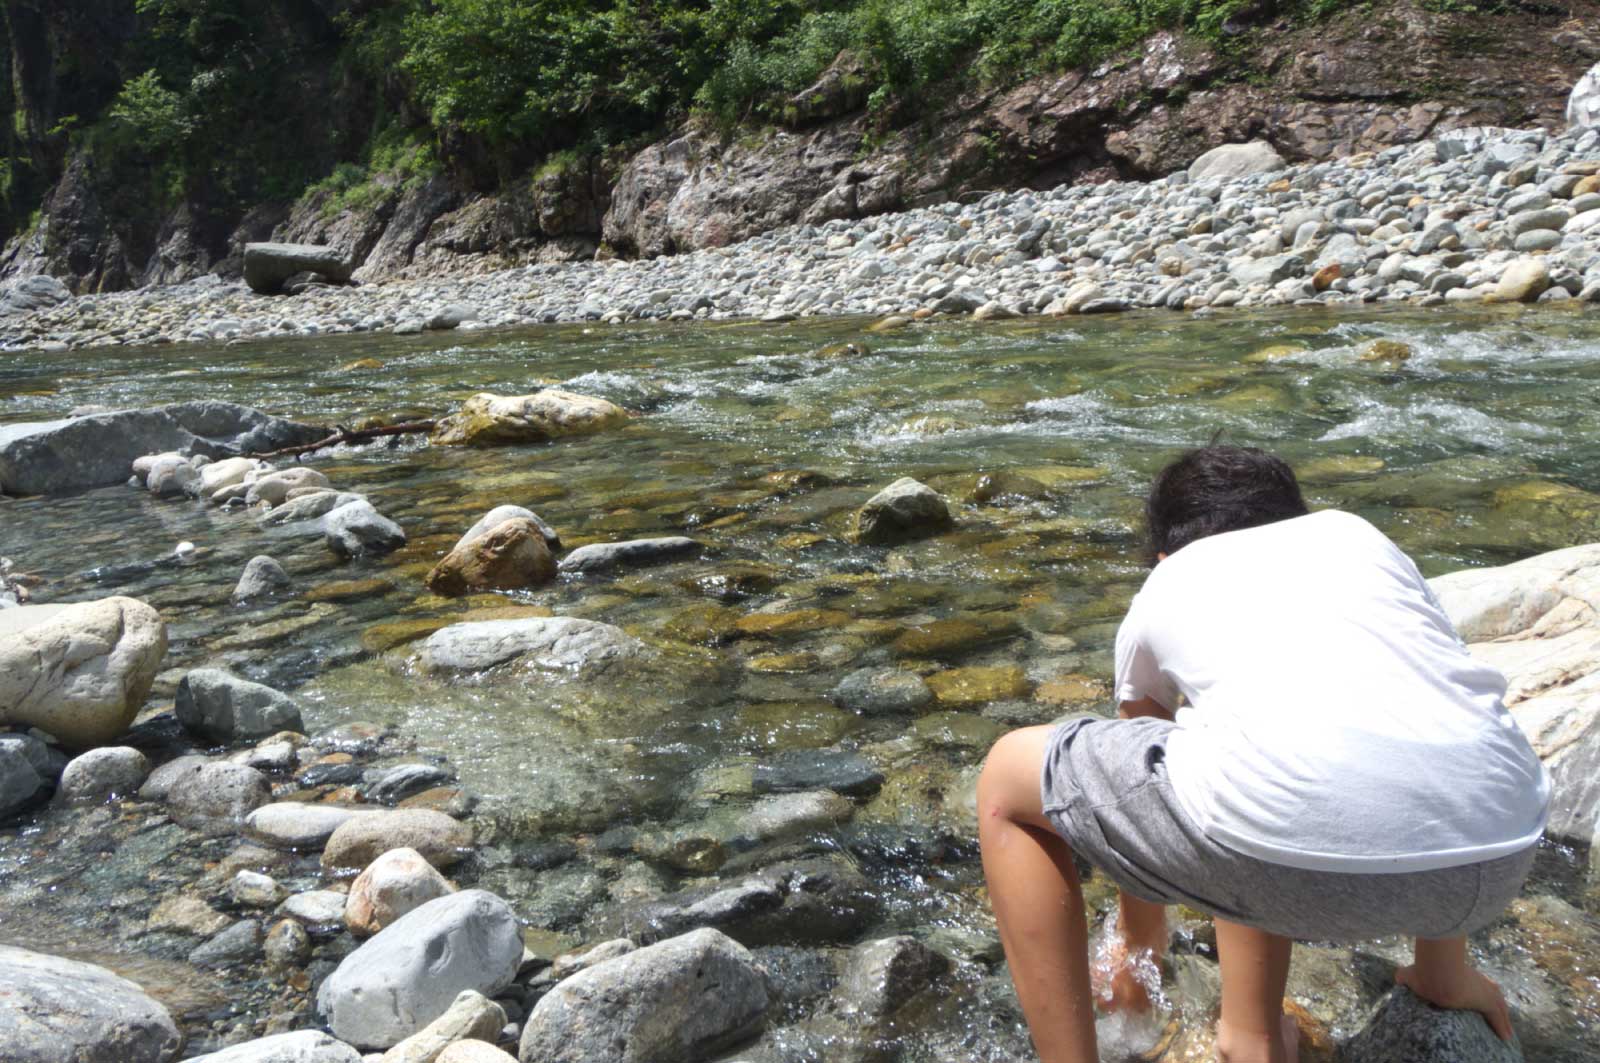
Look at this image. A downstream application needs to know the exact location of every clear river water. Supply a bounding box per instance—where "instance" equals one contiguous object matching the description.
[1,305,1598,1060]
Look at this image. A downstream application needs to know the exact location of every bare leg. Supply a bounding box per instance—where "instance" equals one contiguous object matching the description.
[1214,919,1296,1063]
[979,726,1098,1063]
[1096,892,1169,1011]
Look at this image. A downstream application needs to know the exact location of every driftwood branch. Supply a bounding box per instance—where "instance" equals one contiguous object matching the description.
[248,420,438,460]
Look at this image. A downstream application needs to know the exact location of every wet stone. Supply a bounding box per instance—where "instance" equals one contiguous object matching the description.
[754,750,885,798]
[364,763,452,805]
[189,918,263,969]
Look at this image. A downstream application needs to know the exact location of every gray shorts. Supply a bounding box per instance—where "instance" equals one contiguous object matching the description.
[1039,716,1536,942]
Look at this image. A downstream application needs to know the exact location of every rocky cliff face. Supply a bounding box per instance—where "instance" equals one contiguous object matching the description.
[4,0,1597,292]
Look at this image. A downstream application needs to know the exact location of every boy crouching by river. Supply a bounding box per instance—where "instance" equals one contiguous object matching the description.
[979,445,1550,1063]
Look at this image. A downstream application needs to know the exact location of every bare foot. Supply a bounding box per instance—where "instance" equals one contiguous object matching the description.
[1091,932,1163,1013]
[1215,1014,1299,1063]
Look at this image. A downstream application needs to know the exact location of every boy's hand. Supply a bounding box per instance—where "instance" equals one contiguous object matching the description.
[1394,962,1513,1041]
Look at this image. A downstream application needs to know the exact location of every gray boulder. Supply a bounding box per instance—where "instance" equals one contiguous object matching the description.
[244,243,353,295]
[175,668,304,742]
[558,536,699,574]
[1342,987,1520,1062]
[0,274,73,314]
[56,746,149,804]
[185,1031,362,1063]
[1570,62,1600,129]
[323,500,407,558]
[854,478,953,546]
[1187,140,1286,182]
[137,754,210,801]
[0,732,57,817]
[317,889,523,1049]
[835,936,950,1019]
[167,761,272,834]
[518,928,773,1063]
[418,616,645,677]
[235,555,292,600]
[458,504,562,552]
[0,401,325,496]
[0,944,182,1063]
[260,489,365,526]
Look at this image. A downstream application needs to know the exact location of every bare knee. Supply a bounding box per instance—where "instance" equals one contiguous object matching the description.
[978,725,1057,832]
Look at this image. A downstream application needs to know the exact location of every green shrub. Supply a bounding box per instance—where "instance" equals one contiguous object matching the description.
[106,70,192,149]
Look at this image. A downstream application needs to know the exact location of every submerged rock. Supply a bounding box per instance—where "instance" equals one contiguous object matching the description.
[0,944,182,1063]
[518,928,773,1063]
[854,478,953,545]
[317,889,523,1049]
[835,935,951,1019]
[418,616,645,677]
[430,390,629,446]
[0,596,166,747]
[0,401,325,496]
[234,555,292,600]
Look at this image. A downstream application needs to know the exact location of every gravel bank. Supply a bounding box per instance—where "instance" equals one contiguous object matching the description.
[4,124,1600,353]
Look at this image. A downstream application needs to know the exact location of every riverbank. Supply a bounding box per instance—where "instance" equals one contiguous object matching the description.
[4,123,1600,355]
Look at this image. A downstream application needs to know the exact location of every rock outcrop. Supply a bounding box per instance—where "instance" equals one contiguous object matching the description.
[0,596,166,747]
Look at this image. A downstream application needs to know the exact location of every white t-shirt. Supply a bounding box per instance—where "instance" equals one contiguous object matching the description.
[1115,509,1549,873]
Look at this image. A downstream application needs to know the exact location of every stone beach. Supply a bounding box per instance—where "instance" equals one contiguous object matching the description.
[4,124,1600,353]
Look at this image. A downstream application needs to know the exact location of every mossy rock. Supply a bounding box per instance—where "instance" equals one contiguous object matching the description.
[1034,673,1110,708]
[360,617,451,653]
[1358,339,1413,365]
[926,664,1032,707]
[1242,343,1307,364]
[733,700,859,751]
[910,711,1004,751]
[735,608,851,638]
[303,578,393,603]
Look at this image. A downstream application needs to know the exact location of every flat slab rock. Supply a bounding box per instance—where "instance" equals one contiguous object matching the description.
[418,616,645,677]
[0,943,183,1063]
[0,401,325,495]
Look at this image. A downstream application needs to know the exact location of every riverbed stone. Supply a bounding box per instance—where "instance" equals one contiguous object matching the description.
[430,390,629,446]
[324,499,407,558]
[437,1043,516,1063]
[318,889,523,1049]
[517,928,773,1063]
[0,944,182,1063]
[1488,258,1551,302]
[346,846,457,937]
[0,596,167,747]
[278,889,349,928]
[557,536,699,574]
[854,477,953,545]
[187,1030,363,1063]
[830,667,934,715]
[246,801,376,849]
[1343,987,1520,1062]
[247,467,331,506]
[425,518,556,595]
[56,746,149,804]
[189,917,263,968]
[261,489,365,526]
[418,616,644,677]
[176,668,304,742]
[0,732,55,816]
[167,761,272,834]
[321,808,474,871]
[753,749,885,797]
[378,990,505,1063]
[835,935,951,1019]
[230,869,288,907]
[457,504,562,552]
[235,555,292,600]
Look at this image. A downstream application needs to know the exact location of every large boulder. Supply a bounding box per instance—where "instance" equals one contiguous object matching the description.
[1187,140,1286,182]
[0,274,73,315]
[0,597,166,747]
[186,1031,362,1063]
[244,243,353,295]
[425,518,556,596]
[1570,62,1600,129]
[317,889,523,1049]
[0,401,325,496]
[417,616,645,678]
[174,669,304,742]
[854,478,954,546]
[518,928,772,1063]
[0,944,182,1063]
[430,391,628,447]
[1342,988,1520,1062]
[1430,542,1600,842]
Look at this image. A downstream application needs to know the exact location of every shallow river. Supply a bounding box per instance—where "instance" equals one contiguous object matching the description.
[2,305,1598,1060]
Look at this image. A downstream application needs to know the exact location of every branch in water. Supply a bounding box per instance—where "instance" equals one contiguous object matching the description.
[248,420,437,460]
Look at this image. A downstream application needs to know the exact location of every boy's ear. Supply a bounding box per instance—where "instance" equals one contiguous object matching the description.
[1157,552,1168,562]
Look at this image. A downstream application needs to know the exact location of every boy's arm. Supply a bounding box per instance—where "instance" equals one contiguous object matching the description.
[1119,696,1175,722]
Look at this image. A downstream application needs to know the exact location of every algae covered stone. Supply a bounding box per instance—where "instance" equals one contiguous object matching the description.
[430,390,628,446]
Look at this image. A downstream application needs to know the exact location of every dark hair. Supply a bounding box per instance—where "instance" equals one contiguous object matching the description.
[1145,445,1308,561]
